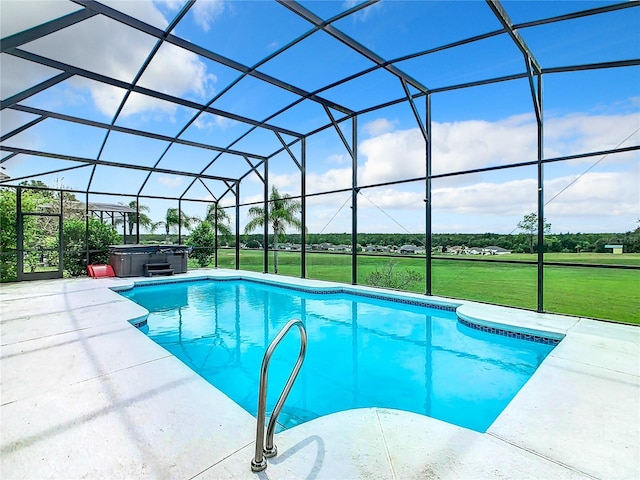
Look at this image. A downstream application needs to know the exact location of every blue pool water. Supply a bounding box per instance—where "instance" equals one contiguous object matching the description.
[120,279,555,432]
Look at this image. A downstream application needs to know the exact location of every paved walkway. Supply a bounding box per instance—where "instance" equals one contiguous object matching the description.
[1,270,638,479]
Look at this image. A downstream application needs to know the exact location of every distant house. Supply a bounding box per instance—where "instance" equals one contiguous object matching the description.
[447,245,465,255]
[467,246,511,255]
[605,244,623,254]
[400,245,418,255]
[484,246,511,255]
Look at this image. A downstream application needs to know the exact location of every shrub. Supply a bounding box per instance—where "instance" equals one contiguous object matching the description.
[63,218,120,276]
[187,221,216,267]
[366,261,424,290]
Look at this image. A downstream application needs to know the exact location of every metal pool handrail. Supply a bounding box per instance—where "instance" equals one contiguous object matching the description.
[251,319,307,473]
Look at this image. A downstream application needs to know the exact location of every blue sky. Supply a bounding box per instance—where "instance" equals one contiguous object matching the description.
[1,0,638,235]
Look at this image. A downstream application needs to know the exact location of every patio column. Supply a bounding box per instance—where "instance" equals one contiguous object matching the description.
[214,202,219,269]
[301,137,307,279]
[263,159,269,274]
[135,196,140,244]
[536,74,545,312]
[235,181,240,270]
[351,116,358,285]
[425,93,432,296]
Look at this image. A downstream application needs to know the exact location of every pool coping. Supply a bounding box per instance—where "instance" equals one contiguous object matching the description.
[113,270,569,345]
[1,269,638,479]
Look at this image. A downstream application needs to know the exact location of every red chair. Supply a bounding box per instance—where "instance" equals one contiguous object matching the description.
[87,264,115,278]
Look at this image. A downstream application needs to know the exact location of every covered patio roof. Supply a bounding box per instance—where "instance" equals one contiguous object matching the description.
[2,0,638,201]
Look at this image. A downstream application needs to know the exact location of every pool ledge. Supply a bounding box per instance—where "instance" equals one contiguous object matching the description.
[456,302,576,341]
[111,269,461,312]
[196,407,596,479]
[116,270,572,343]
[1,274,638,479]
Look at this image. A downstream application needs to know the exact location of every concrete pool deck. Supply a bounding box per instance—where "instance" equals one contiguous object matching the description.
[1,269,638,479]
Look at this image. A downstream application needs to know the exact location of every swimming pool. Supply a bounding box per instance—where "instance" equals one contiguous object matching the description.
[120,278,556,433]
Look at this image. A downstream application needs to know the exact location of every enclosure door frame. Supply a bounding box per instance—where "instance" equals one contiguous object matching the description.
[17,189,64,281]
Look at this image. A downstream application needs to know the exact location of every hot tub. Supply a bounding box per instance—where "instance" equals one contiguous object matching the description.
[108,244,190,277]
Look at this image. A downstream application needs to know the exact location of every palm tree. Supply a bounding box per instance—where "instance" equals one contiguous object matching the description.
[155,207,198,243]
[205,204,232,241]
[115,200,154,237]
[244,186,302,274]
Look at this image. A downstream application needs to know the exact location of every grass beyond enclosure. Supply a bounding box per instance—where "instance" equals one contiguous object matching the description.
[198,250,640,325]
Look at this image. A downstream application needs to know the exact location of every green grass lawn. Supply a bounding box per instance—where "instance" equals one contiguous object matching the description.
[435,252,640,266]
[197,250,640,325]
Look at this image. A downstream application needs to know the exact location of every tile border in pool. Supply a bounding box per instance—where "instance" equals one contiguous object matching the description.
[458,317,560,345]
[113,273,564,346]
[128,318,148,328]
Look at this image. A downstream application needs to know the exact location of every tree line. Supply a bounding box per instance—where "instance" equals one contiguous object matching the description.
[239,231,640,254]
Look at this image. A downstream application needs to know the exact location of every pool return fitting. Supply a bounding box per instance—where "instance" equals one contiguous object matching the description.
[251,319,307,473]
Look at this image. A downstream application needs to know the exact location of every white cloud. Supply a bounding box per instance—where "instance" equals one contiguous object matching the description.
[266,40,280,51]
[192,0,226,32]
[22,15,154,82]
[0,53,62,100]
[433,178,538,216]
[0,1,79,38]
[305,199,352,232]
[327,153,348,165]
[545,171,640,217]
[159,107,639,233]
[355,110,639,188]
[358,128,427,185]
[158,175,183,188]
[359,189,424,210]
[136,42,216,99]
[15,6,215,118]
[545,112,640,160]
[432,113,538,175]
[194,113,238,130]
[268,173,300,193]
[219,197,236,208]
[101,0,169,28]
[76,80,128,118]
[251,168,352,197]
[154,0,184,11]
[430,170,639,220]
[241,193,264,205]
[362,118,397,136]
[305,192,351,209]
[307,168,352,194]
[342,0,383,22]
[0,109,39,137]
[239,108,638,233]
